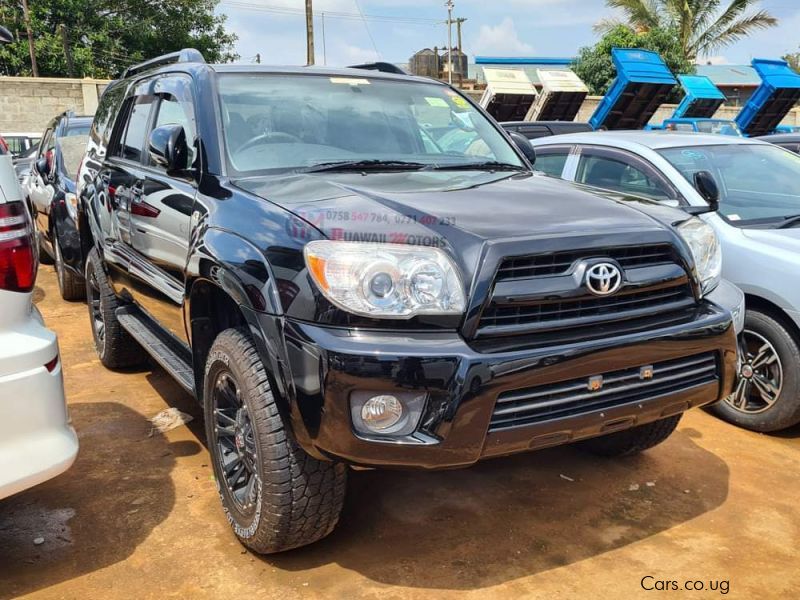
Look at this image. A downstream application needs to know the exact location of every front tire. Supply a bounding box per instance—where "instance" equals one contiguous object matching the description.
[577,415,681,457]
[84,247,145,368]
[204,328,347,554]
[710,309,800,432]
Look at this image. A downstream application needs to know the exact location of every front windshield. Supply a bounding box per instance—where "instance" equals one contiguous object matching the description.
[216,73,524,175]
[694,120,741,136]
[659,144,800,223]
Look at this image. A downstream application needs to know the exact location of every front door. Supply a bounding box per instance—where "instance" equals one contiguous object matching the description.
[126,75,198,344]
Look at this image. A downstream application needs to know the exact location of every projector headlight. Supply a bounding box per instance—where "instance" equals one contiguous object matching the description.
[677,218,722,295]
[304,241,465,318]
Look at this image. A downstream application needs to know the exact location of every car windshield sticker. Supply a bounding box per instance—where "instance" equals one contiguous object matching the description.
[425,97,449,108]
[329,77,370,85]
[728,214,741,221]
[446,91,470,110]
[681,149,707,161]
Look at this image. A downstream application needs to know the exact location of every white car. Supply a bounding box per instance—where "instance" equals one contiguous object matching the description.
[528,130,799,432]
[0,135,78,499]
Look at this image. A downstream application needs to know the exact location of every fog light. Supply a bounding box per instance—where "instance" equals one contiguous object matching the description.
[361,395,403,431]
[350,391,427,436]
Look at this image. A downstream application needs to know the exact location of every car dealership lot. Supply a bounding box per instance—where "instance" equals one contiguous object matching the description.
[1,268,798,599]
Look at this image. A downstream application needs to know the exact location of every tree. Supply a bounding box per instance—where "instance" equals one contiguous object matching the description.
[0,0,237,78]
[573,25,694,96]
[599,0,778,62]
[783,48,800,73]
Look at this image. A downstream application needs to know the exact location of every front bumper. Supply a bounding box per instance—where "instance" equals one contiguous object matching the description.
[277,302,737,469]
[707,279,745,335]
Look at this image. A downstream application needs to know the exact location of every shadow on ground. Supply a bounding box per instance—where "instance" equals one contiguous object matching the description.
[263,425,730,590]
[0,401,200,599]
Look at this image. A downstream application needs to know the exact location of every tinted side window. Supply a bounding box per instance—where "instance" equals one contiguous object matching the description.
[535,152,569,177]
[91,83,127,153]
[118,97,154,162]
[577,154,672,201]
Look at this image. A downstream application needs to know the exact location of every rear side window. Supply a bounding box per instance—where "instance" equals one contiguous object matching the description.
[118,97,155,162]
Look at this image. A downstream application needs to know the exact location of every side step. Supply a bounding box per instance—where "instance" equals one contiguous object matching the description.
[116,306,195,395]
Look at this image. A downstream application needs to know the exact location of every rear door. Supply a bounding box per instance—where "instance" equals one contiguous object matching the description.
[127,74,198,344]
[96,80,156,299]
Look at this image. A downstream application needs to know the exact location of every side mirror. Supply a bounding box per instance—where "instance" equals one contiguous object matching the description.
[0,26,13,45]
[148,124,189,172]
[507,131,536,166]
[686,170,720,214]
[35,157,49,178]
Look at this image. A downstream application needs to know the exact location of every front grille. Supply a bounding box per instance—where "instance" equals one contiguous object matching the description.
[489,352,718,431]
[496,244,674,281]
[478,282,694,336]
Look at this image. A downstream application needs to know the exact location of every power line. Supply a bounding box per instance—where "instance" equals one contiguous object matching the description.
[353,0,380,59]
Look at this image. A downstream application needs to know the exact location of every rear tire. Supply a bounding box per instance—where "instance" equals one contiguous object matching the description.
[710,309,800,432]
[577,415,681,457]
[204,328,347,554]
[54,228,85,301]
[84,247,145,368]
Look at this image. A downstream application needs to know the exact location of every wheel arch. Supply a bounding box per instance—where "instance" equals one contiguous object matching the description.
[744,293,800,343]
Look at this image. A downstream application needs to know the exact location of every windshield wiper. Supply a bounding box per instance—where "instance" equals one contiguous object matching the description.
[774,214,800,229]
[302,159,427,173]
[425,161,528,172]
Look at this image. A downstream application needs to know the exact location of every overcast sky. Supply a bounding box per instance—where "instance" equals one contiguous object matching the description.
[217,0,800,67]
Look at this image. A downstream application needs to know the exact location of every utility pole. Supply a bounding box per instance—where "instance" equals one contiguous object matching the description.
[305,0,315,66]
[445,0,454,85]
[20,0,38,77]
[58,24,74,77]
[321,12,327,66]
[255,53,261,64]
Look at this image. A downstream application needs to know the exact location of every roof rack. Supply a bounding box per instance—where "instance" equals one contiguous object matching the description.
[122,48,206,79]
[348,62,407,75]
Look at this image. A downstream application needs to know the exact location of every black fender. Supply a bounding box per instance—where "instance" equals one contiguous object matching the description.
[50,195,84,277]
[186,227,322,457]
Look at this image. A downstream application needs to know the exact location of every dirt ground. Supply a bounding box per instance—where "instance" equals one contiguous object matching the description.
[2,268,799,599]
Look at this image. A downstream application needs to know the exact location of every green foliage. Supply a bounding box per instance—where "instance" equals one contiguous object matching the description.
[601,0,778,61]
[573,25,694,96]
[0,0,238,78]
[783,49,800,73]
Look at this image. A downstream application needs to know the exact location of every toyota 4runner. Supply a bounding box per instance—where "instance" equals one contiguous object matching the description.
[75,50,741,553]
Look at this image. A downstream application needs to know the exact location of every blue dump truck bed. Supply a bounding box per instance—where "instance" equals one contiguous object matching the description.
[589,48,676,130]
[735,58,800,137]
[673,75,725,118]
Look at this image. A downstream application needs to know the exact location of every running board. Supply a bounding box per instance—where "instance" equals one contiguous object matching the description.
[116,306,195,395]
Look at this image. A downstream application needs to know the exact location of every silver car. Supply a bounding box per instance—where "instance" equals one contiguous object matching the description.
[529,131,800,432]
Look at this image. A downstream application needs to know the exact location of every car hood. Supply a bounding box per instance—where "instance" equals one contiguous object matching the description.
[741,226,800,254]
[232,170,679,245]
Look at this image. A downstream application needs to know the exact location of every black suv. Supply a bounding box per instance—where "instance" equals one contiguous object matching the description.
[27,111,93,299]
[76,50,738,553]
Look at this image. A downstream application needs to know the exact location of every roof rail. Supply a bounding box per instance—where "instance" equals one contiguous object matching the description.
[348,62,407,75]
[122,48,206,79]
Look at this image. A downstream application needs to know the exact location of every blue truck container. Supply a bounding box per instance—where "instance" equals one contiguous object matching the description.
[735,58,800,137]
[589,48,677,130]
[672,74,726,118]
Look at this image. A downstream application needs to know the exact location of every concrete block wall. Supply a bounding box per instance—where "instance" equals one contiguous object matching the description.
[0,77,110,133]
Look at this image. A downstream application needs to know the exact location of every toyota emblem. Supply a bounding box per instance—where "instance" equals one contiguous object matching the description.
[585,262,623,296]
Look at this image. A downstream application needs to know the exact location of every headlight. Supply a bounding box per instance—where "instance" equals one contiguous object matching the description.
[304,241,466,318]
[677,218,721,295]
[65,192,79,219]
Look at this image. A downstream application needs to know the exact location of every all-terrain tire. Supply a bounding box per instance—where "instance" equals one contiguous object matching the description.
[204,328,347,554]
[577,415,682,457]
[54,228,85,301]
[84,247,145,368]
[709,309,800,432]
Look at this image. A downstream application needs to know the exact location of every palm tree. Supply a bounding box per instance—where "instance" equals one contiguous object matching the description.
[598,0,778,61]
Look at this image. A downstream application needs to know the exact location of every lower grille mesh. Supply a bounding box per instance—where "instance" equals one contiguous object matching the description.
[489,352,718,431]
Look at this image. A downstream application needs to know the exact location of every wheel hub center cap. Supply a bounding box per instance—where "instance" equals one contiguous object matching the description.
[234,428,245,451]
[741,364,754,379]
